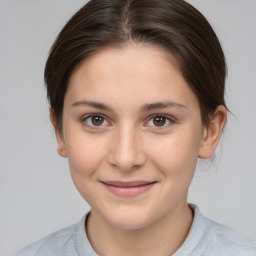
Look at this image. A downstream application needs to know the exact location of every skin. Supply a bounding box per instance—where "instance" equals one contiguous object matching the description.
[51,44,226,256]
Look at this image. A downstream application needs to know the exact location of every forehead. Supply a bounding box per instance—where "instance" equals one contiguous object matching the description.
[66,45,199,110]
[72,44,180,80]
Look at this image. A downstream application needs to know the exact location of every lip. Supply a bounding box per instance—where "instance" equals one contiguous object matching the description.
[101,180,157,197]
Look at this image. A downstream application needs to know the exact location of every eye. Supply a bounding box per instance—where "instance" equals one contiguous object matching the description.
[147,115,173,128]
[82,114,109,127]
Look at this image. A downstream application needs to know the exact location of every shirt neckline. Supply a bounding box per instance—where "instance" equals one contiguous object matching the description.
[73,204,213,256]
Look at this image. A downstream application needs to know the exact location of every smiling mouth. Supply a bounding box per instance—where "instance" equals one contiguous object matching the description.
[101,181,157,197]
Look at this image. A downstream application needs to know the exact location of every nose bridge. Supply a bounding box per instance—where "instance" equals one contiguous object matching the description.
[108,123,145,171]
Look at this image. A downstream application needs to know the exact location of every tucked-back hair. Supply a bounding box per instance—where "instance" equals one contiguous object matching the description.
[45,0,227,131]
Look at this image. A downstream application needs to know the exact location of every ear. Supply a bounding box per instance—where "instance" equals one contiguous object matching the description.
[49,107,67,158]
[198,105,227,159]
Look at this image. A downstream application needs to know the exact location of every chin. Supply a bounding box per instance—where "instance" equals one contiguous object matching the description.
[111,217,151,230]
[103,207,157,230]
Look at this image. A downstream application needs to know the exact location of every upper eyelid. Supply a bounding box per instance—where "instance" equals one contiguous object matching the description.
[149,113,174,119]
[81,114,111,128]
[82,113,108,121]
[146,114,175,123]
[143,115,175,131]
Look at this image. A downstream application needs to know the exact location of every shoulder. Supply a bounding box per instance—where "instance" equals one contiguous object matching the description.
[14,221,80,256]
[15,213,97,256]
[175,205,256,256]
[194,205,256,256]
[207,221,256,255]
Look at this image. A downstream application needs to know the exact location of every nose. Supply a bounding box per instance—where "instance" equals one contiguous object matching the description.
[107,125,146,172]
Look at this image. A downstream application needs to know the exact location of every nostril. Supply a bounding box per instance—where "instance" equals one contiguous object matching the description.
[108,149,146,172]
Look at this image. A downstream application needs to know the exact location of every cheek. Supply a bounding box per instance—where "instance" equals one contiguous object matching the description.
[147,131,201,178]
[65,135,110,207]
[65,134,106,190]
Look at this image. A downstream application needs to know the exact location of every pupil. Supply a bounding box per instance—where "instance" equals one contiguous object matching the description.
[92,116,104,126]
[153,116,166,126]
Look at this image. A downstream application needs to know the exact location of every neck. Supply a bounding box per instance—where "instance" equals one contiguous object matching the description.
[86,202,193,256]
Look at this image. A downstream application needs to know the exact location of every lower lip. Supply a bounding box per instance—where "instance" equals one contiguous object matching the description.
[102,183,156,197]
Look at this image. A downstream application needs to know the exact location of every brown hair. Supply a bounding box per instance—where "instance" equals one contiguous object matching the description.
[45,0,227,131]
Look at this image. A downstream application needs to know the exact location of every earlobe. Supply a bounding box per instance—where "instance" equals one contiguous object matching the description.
[49,107,67,158]
[198,105,226,159]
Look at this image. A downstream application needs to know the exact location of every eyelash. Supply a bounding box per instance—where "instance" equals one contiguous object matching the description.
[81,114,175,130]
[81,114,110,130]
[146,114,175,130]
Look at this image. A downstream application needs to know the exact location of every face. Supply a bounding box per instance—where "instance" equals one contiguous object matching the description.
[56,45,213,230]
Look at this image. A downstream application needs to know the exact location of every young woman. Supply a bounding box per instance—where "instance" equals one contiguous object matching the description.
[16,0,256,255]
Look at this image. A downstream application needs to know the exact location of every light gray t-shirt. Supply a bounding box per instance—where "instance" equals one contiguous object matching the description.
[15,205,256,256]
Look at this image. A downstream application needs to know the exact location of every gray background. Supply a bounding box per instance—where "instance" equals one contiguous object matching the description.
[0,1,255,255]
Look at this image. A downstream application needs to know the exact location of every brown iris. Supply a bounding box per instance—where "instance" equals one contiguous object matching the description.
[91,115,104,126]
[153,116,166,127]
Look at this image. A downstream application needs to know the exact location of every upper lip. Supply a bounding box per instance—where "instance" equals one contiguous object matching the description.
[101,181,157,187]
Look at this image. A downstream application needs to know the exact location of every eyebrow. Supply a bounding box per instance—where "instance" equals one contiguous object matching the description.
[72,100,113,112]
[72,100,186,112]
[140,102,186,112]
